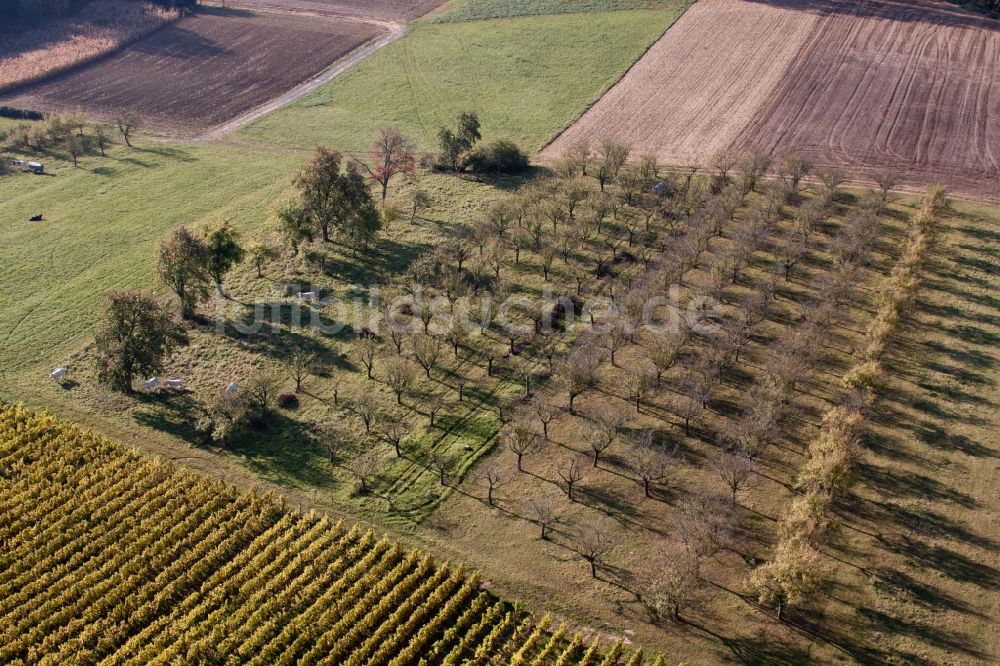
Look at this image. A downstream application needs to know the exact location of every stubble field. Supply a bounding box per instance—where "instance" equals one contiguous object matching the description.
[544,0,1000,201]
[0,8,381,134]
[0,0,179,94]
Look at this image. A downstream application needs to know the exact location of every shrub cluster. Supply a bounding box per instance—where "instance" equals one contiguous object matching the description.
[463,139,530,175]
[0,106,44,121]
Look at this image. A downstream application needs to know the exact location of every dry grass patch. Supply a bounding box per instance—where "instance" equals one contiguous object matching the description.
[0,0,179,94]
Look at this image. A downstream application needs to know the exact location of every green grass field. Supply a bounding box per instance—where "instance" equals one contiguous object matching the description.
[0,142,301,373]
[239,7,686,153]
[433,0,681,22]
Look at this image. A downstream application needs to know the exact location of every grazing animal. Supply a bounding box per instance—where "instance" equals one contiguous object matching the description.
[49,367,66,380]
[29,214,43,222]
[225,382,238,395]
[144,377,159,390]
[165,379,185,389]
[297,291,318,302]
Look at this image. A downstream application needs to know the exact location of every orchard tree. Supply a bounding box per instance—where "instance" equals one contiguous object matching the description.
[247,241,279,278]
[355,336,379,380]
[114,110,139,148]
[556,344,603,415]
[625,368,654,413]
[676,493,736,563]
[437,111,481,171]
[93,123,112,156]
[532,400,559,440]
[558,455,586,501]
[779,156,812,193]
[412,333,443,379]
[358,127,416,204]
[750,537,826,621]
[627,430,677,498]
[428,448,454,486]
[527,495,561,539]
[597,322,629,367]
[244,368,283,420]
[206,223,244,298]
[286,348,316,392]
[596,137,629,191]
[480,463,510,507]
[94,290,184,394]
[346,450,382,495]
[64,131,83,167]
[590,408,626,467]
[157,226,212,319]
[411,189,433,221]
[384,355,415,404]
[382,418,410,457]
[276,202,312,256]
[716,449,758,504]
[570,523,618,578]
[351,393,378,433]
[295,147,376,245]
[647,332,682,385]
[642,549,700,622]
[504,421,538,472]
[566,140,591,176]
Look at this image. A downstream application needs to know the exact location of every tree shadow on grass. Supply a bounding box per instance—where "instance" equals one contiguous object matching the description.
[856,461,979,509]
[307,236,432,287]
[878,532,1000,589]
[131,390,201,442]
[229,411,336,490]
[855,607,988,660]
[911,420,996,458]
[871,567,990,619]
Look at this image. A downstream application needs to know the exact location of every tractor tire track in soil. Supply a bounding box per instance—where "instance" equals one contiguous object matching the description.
[544,0,1000,202]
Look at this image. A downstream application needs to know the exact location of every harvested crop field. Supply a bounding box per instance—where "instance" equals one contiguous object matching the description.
[0,0,179,94]
[0,7,381,134]
[544,0,1000,201]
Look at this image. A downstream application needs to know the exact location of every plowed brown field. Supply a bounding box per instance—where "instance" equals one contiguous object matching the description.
[216,0,442,21]
[0,7,380,134]
[543,0,1000,201]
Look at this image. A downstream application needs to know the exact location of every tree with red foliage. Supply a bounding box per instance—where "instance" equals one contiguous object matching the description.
[358,127,416,204]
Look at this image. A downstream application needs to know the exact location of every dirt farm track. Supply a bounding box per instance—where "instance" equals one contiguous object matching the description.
[544,0,1000,201]
[0,6,382,134]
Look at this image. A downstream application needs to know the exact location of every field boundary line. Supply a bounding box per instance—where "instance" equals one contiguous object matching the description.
[198,2,406,141]
[535,1,694,157]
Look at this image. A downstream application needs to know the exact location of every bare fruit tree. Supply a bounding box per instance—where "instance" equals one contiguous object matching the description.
[286,348,316,393]
[350,393,378,434]
[569,523,618,578]
[504,422,539,472]
[480,463,510,507]
[641,548,701,622]
[384,355,415,405]
[114,110,139,148]
[532,400,560,440]
[558,456,586,502]
[355,336,379,380]
[346,450,381,495]
[382,418,409,458]
[526,495,561,540]
[589,408,626,467]
[556,344,603,415]
[627,430,678,498]
[716,449,759,504]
